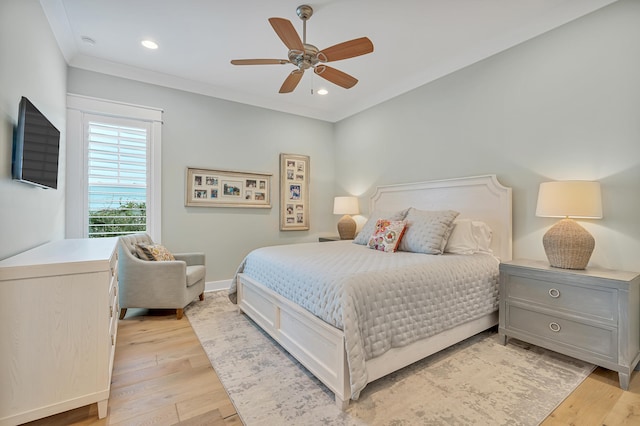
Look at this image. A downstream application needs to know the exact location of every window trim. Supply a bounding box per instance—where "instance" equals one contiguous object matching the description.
[66,94,163,240]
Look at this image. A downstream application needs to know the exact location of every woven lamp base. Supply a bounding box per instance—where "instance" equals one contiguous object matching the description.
[337,215,356,240]
[543,218,595,270]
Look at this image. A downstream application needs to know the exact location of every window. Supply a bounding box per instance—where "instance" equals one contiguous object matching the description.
[66,94,162,240]
[87,119,148,237]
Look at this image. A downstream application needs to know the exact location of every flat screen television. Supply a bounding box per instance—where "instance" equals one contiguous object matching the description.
[12,96,61,189]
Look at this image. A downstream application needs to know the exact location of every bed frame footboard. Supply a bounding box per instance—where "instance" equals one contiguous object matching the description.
[237,273,351,409]
[237,272,499,410]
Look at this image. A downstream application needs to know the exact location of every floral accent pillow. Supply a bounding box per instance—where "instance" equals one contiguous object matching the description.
[367,219,407,253]
[353,207,410,245]
[135,243,175,261]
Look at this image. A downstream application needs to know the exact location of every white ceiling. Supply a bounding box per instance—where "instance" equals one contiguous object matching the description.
[41,0,618,122]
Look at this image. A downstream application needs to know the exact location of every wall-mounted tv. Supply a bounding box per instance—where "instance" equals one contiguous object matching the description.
[12,96,60,189]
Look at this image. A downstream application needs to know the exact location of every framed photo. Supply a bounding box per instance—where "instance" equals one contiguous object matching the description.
[185,167,271,208]
[280,153,310,230]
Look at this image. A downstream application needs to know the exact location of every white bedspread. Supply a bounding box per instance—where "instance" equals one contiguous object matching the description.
[230,241,500,399]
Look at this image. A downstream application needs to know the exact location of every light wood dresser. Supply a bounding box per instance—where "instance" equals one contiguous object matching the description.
[499,259,640,390]
[0,238,119,425]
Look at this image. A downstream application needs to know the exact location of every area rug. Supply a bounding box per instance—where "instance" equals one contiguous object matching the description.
[185,291,594,425]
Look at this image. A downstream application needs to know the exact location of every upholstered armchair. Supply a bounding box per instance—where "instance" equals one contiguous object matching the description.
[118,233,206,320]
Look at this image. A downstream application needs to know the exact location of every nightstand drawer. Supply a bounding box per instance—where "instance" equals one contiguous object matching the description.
[507,305,616,361]
[505,274,616,322]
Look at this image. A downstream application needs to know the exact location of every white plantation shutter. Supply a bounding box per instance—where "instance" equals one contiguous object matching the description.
[87,120,149,237]
[66,94,162,240]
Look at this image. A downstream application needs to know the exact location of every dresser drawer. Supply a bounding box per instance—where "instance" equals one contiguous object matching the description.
[109,309,118,345]
[504,274,616,322]
[109,252,118,278]
[109,277,118,319]
[507,305,617,361]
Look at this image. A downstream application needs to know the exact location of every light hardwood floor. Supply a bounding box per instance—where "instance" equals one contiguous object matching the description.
[23,301,640,426]
[23,307,241,426]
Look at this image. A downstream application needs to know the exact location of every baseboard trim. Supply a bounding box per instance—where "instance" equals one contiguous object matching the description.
[205,279,232,292]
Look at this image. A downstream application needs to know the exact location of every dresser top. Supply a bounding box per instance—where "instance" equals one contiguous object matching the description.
[0,238,118,280]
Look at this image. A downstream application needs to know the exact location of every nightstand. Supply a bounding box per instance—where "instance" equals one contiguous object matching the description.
[319,236,342,242]
[499,259,640,390]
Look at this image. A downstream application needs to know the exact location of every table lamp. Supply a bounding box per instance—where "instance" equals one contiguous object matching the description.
[536,181,602,270]
[333,196,359,240]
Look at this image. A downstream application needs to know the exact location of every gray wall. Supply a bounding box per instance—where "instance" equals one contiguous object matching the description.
[335,0,640,272]
[3,0,639,279]
[67,69,335,281]
[0,0,67,259]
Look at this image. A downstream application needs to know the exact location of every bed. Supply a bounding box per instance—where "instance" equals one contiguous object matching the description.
[230,174,512,409]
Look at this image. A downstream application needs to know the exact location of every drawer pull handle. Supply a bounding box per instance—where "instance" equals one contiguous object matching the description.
[548,288,560,298]
[549,322,561,332]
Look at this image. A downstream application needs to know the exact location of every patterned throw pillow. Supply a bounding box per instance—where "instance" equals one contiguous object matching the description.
[135,243,175,261]
[353,208,410,245]
[367,219,407,253]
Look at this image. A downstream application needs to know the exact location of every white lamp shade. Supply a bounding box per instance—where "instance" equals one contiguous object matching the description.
[333,196,359,215]
[536,181,603,219]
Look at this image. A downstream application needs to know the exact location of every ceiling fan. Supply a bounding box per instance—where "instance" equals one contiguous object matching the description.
[230,4,374,94]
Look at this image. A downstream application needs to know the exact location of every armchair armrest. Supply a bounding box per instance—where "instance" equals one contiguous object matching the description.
[173,252,205,266]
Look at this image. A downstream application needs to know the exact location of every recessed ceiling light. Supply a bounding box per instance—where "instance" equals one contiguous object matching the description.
[141,40,158,50]
[317,89,328,95]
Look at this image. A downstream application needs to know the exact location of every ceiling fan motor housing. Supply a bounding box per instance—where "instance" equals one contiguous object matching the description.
[288,43,321,70]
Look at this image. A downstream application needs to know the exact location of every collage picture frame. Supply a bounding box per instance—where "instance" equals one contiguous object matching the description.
[280,153,310,231]
[185,167,271,208]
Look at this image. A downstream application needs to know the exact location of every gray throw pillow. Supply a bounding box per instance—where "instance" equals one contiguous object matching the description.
[397,208,460,254]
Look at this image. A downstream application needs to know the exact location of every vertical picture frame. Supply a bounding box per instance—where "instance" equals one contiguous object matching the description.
[280,153,310,230]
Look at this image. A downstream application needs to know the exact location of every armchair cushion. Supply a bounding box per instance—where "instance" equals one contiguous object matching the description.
[135,243,175,261]
[186,265,206,287]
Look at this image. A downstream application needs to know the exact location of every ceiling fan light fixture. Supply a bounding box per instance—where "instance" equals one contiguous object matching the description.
[141,40,158,50]
[317,88,328,95]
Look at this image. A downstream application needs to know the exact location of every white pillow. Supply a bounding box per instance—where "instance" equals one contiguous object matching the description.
[444,219,493,255]
[353,208,410,245]
[397,208,459,254]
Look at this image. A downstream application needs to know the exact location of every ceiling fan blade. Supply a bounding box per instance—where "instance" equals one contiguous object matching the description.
[279,69,304,93]
[314,65,358,89]
[268,18,304,51]
[231,59,289,65]
[317,37,374,62]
